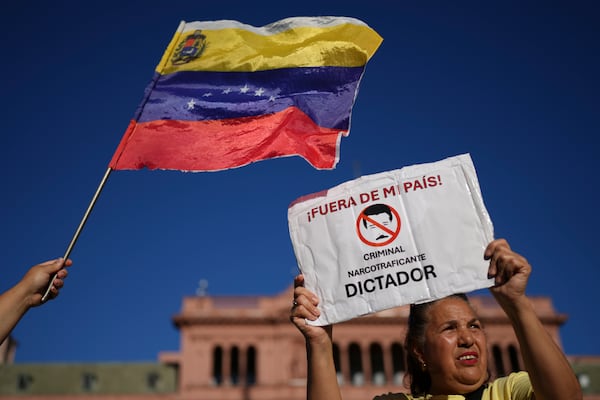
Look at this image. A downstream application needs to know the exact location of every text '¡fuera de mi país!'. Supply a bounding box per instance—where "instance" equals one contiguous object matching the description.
[306,175,443,223]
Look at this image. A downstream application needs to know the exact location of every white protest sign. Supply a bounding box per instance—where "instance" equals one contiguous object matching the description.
[287,153,494,326]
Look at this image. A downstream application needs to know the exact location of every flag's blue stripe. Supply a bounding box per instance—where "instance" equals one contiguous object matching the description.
[135,66,365,130]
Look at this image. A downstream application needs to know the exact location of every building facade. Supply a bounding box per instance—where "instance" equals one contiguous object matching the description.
[1,286,598,399]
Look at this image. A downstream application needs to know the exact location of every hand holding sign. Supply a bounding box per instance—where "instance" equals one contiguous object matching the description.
[287,154,494,325]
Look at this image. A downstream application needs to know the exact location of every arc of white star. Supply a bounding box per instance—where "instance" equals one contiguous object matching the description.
[202,93,213,97]
[240,84,250,93]
[186,99,196,110]
[268,95,276,102]
[254,88,265,96]
[222,88,232,94]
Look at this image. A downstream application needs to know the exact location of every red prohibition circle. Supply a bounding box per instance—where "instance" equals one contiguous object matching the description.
[355,204,402,247]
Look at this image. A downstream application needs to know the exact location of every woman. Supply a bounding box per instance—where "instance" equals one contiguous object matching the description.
[290,239,582,400]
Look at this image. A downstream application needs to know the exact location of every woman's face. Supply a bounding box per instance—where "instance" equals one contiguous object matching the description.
[418,297,488,394]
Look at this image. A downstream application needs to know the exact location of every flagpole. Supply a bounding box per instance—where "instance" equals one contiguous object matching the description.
[41,167,113,302]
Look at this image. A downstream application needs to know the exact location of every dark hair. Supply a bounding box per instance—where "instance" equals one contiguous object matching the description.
[403,293,470,395]
[362,203,392,228]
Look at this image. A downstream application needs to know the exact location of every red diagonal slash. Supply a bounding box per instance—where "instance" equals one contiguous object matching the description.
[361,214,396,236]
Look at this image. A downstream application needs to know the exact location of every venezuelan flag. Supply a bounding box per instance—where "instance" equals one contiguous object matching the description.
[109,17,382,171]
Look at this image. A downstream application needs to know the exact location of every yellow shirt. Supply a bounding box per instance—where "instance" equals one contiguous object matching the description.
[374,372,533,400]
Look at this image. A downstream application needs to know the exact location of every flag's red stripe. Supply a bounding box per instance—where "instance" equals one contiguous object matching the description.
[109,107,345,171]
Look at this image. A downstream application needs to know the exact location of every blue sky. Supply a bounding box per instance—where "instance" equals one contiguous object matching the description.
[1,1,598,362]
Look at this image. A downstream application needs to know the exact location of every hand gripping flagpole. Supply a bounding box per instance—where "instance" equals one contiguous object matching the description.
[41,167,113,302]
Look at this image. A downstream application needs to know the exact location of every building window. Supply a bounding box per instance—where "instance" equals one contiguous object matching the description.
[391,342,405,385]
[17,373,33,391]
[333,343,344,385]
[230,346,240,385]
[212,346,223,385]
[370,343,386,385]
[349,343,364,386]
[81,372,98,392]
[508,345,520,372]
[246,346,257,386]
[492,345,505,377]
[147,371,160,390]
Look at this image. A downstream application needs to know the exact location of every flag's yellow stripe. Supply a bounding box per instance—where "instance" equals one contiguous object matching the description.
[156,21,383,74]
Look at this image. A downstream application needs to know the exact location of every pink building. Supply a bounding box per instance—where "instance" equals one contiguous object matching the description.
[159,286,573,400]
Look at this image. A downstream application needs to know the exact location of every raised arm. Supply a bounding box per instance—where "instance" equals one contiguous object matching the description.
[0,258,72,344]
[290,274,342,400]
[485,239,581,400]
